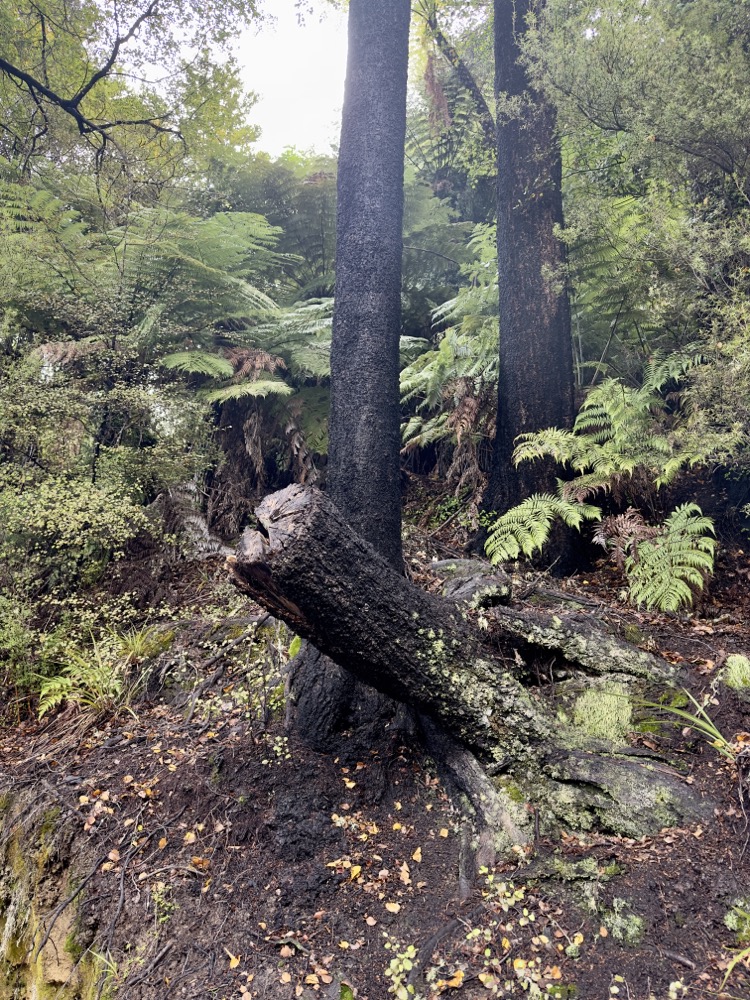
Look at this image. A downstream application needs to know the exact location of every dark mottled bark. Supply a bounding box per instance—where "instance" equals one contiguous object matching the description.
[327,0,411,570]
[486,0,574,514]
[287,0,412,748]
[229,485,710,843]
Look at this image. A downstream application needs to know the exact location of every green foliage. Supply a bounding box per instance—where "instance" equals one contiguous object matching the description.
[0,473,150,588]
[485,494,601,563]
[640,689,736,762]
[624,504,715,611]
[513,348,731,502]
[37,637,136,719]
[723,654,750,692]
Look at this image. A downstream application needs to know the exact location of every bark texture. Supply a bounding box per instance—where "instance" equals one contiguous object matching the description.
[229,486,711,842]
[327,0,411,570]
[486,0,575,514]
[287,0,412,748]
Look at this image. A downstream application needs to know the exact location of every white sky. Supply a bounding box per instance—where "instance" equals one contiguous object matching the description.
[236,2,349,157]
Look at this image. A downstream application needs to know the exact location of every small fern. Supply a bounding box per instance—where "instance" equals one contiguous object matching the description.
[625,503,715,611]
[38,641,131,718]
[485,494,601,562]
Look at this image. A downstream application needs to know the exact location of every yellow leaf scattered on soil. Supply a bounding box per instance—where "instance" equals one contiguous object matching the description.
[350,865,362,880]
[223,948,240,969]
[412,847,422,863]
[158,837,167,849]
[344,779,356,789]
[439,828,449,838]
[399,863,411,885]
[338,940,350,949]
[436,970,465,988]
[108,849,120,862]
[599,926,609,938]
[279,971,291,983]
[385,902,401,913]
[183,831,197,844]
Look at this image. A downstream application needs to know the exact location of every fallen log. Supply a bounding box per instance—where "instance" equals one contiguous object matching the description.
[228,485,710,844]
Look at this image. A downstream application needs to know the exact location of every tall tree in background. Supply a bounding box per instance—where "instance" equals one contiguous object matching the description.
[286,0,412,745]
[485,0,574,515]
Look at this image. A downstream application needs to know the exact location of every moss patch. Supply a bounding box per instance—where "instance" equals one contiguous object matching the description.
[572,683,633,744]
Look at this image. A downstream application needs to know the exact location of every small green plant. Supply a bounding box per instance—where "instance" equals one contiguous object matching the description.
[383,938,419,999]
[723,654,750,691]
[150,881,177,925]
[115,626,174,665]
[602,898,644,946]
[640,689,737,762]
[724,899,750,945]
[37,637,138,718]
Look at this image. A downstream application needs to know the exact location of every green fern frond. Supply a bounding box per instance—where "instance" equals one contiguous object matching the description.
[161,352,235,378]
[485,494,601,563]
[625,503,716,611]
[201,379,295,403]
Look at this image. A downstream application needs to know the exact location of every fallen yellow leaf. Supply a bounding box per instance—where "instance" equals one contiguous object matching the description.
[384,902,401,913]
[350,865,362,880]
[439,828,449,838]
[224,947,240,969]
[412,847,422,863]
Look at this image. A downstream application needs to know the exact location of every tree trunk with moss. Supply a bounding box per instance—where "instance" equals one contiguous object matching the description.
[230,485,711,854]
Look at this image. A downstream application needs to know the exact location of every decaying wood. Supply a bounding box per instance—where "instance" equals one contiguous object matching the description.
[228,485,711,841]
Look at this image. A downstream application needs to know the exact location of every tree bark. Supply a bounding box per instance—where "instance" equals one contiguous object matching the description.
[229,485,711,845]
[286,0,412,749]
[327,0,411,569]
[485,0,575,515]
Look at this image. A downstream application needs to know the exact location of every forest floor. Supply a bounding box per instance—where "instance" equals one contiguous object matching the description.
[1,481,750,1000]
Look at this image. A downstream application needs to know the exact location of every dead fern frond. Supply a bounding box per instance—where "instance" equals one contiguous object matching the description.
[224,347,286,379]
[592,507,659,571]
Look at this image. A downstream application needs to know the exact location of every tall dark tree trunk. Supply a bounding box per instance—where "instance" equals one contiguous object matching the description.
[286,0,412,747]
[327,0,411,569]
[486,0,574,515]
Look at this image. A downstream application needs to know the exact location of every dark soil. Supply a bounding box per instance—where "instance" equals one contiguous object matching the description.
[1,510,749,1000]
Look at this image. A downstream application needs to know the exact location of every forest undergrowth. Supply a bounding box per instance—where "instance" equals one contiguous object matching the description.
[0,477,748,1000]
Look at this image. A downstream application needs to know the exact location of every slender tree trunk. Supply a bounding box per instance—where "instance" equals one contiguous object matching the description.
[486,0,574,515]
[286,0,412,747]
[327,0,411,569]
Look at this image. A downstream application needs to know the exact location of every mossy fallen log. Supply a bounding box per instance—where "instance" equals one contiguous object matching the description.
[228,485,711,845]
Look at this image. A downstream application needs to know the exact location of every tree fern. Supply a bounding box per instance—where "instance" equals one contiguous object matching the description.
[485,494,601,563]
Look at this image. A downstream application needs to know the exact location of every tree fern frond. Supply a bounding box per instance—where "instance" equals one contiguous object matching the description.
[624,503,716,611]
[201,379,295,403]
[161,352,235,378]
